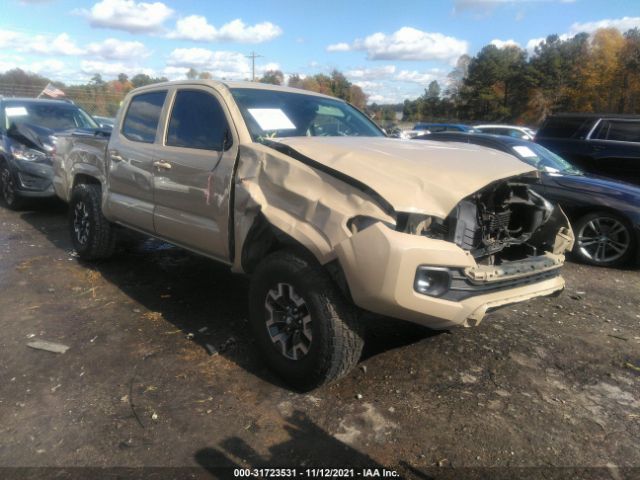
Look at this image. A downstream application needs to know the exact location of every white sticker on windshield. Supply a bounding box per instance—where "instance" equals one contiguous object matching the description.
[6,106,28,117]
[513,145,537,158]
[248,108,296,131]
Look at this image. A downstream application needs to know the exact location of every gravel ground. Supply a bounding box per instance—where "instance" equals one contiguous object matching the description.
[0,202,639,480]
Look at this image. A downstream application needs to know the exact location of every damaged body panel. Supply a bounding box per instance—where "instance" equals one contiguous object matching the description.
[53,79,574,388]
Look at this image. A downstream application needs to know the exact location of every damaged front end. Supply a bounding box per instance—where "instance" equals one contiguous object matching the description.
[399,178,574,265]
[336,175,574,329]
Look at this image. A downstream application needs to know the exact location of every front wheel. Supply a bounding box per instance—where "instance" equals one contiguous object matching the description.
[0,162,25,210]
[69,183,116,260]
[573,212,636,267]
[249,250,364,391]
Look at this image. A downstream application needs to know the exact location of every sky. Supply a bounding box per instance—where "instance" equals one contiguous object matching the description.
[1,0,639,104]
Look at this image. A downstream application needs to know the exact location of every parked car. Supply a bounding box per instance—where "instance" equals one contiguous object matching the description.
[414,123,477,133]
[474,124,536,140]
[417,132,640,267]
[0,97,99,209]
[53,80,573,389]
[401,123,476,139]
[93,115,115,129]
[535,113,640,186]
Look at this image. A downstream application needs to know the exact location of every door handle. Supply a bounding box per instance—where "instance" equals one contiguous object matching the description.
[109,150,124,162]
[153,160,172,170]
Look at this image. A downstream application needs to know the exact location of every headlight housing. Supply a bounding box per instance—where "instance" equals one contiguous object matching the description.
[414,266,451,297]
[348,215,395,234]
[10,145,48,162]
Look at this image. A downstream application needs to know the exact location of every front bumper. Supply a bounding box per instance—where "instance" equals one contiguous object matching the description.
[6,157,55,197]
[335,222,569,329]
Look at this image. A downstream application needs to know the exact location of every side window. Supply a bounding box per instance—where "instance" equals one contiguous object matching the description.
[166,90,229,150]
[602,121,640,143]
[538,117,587,139]
[122,91,167,143]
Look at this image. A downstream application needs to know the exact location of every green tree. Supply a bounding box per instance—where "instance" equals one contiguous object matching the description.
[287,74,303,89]
[186,68,199,80]
[259,70,284,85]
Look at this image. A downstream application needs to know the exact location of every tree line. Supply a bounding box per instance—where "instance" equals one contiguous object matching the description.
[379,27,640,125]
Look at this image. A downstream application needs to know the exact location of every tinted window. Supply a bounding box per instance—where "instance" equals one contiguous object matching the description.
[595,120,640,143]
[122,91,166,143]
[538,117,589,139]
[166,90,229,150]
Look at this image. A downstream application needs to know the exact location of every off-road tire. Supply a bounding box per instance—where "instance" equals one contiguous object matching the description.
[0,161,26,210]
[69,183,115,260]
[573,211,636,267]
[249,250,364,391]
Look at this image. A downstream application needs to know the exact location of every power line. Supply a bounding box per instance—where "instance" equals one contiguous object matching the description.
[245,51,263,81]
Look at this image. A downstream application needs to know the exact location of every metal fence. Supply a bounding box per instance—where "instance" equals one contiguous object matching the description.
[0,83,124,118]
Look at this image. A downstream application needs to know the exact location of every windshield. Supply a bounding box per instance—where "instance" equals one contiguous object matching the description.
[4,102,98,132]
[511,142,582,175]
[231,88,384,141]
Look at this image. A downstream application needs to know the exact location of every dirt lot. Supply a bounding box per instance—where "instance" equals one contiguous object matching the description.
[0,201,639,479]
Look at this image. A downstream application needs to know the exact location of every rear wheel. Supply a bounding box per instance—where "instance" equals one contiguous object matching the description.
[0,162,25,210]
[249,250,364,391]
[69,183,116,260]
[573,212,635,267]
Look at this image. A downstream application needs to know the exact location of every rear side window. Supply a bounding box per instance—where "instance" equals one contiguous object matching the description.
[166,90,229,150]
[537,117,589,139]
[122,91,167,143]
[594,120,640,143]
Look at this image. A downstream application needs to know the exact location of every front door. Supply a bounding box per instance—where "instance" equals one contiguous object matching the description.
[152,87,238,262]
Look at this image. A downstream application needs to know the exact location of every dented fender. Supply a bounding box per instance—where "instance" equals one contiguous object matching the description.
[231,143,394,272]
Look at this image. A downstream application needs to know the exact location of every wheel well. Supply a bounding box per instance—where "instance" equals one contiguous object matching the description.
[567,206,631,226]
[73,174,101,189]
[241,214,353,299]
[241,213,298,273]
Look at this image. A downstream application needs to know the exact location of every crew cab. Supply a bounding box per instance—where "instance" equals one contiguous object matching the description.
[53,80,574,390]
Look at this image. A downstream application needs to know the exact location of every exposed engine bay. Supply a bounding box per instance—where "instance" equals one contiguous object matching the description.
[398,180,567,265]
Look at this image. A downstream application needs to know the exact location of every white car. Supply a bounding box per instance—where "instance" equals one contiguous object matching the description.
[474,124,536,140]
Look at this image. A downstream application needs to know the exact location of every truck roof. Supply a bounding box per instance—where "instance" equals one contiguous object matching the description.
[129,79,340,102]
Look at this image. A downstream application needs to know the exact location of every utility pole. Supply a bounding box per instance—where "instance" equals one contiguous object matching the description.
[246,51,263,81]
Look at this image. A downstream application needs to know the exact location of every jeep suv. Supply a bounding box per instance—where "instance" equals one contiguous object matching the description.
[535,114,640,185]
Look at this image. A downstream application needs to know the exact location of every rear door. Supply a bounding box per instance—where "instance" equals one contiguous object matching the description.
[152,86,238,262]
[587,119,640,184]
[105,90,168,232]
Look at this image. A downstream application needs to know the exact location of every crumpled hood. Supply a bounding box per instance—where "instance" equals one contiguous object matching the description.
[270,136,536,218]
[8,122,56,153]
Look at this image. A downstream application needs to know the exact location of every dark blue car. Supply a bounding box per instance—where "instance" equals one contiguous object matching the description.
[417,132,640,267]
[0,97,98,209]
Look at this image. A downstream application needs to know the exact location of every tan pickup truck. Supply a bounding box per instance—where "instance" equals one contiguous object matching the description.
[53,80,574,390]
